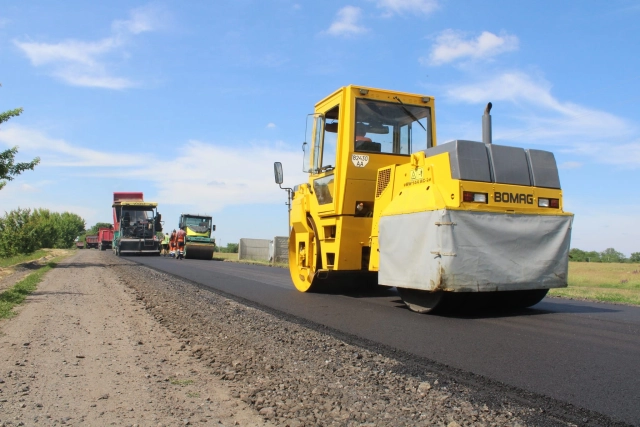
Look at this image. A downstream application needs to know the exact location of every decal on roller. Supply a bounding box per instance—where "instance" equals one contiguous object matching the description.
[352,154,370,168]
[494,192,534,204]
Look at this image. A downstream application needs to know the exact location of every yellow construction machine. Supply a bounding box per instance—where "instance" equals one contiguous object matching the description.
[179,213,217,260]
[274,85,573,313]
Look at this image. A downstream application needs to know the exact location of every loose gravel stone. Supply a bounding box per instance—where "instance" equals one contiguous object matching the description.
[114,258,551,427]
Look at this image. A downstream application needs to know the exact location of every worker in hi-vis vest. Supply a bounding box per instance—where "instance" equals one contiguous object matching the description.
[161,233,170,256]
[175,228,187,260]
[169,230,177,257]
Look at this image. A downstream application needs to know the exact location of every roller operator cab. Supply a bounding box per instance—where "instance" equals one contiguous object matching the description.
[274,85,573,313]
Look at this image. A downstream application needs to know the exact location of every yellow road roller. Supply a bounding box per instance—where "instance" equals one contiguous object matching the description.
[179,214,216,260]
[274,85,573,313]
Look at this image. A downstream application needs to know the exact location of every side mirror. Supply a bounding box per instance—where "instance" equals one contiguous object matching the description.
[274,162,284,185]
[212,225,216,231]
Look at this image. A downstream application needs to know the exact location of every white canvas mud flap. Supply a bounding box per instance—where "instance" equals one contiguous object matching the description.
[378,210,573,292]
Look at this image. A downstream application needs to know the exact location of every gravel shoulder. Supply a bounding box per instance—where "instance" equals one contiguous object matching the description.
[0,250,626,427]
[0,250,272,427]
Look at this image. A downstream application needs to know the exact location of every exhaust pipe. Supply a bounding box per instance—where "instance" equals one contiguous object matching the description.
[482,102,492,145]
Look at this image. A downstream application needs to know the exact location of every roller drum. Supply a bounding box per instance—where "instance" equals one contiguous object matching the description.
[184,244,215,260]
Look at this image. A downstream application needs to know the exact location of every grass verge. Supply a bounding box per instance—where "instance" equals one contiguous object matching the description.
[212,252,288,268]
[0,261,58,319]
[550,262,640,306]
[212,252,237,261]
[0,250,49,268]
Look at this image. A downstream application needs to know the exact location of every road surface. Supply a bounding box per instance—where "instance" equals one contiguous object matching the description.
[126,256,640,425]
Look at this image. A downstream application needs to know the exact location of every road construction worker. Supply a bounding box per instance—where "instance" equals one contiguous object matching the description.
[161,233,170,256]
[176,228,187,260]
[169,230,177,257]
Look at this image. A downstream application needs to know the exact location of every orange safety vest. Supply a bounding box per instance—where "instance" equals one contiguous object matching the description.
[176,229,186,246]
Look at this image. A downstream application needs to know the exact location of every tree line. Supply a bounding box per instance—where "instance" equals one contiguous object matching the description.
[570,248,640,263]
[0,208,85,258]
[1,89,86,258]
[218,243,239,253]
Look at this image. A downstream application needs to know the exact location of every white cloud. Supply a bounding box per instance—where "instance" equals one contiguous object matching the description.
[111,5,161,35]
[324,6,368,37]
[14,38,118,67]
[0,125,147,167]
[266,123,276,129]
[0,177,97,218]
[598,141,640,167]
[54,73,134,90]
[145,141,307,210]
[445,72,634,148]
[425,30,519,66]
[13,5,163,89]
[19,183,40,193]
[375,0,439,16]
[11,180,55,194]
[559,161,582,169]
[0,124,308,212]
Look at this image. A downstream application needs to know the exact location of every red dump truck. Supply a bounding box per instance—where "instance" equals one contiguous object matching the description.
[98,227,114,251]
[85,235,99,249]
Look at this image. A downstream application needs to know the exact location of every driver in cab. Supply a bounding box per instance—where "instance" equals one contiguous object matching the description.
[355,122,371,147]
[355,122,381,152]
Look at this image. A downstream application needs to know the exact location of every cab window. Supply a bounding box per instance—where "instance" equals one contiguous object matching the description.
[305,106,339,174]
[354,99,431,155]
[321,105,339,172]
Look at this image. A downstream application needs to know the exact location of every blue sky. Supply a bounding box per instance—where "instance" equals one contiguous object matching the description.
[1,0,639,255]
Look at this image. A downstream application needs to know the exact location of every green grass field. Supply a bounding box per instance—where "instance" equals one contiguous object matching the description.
[212,252,238,261]
[550,262,640,306]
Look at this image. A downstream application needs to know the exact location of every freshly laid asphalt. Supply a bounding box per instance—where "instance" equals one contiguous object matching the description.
[125,255,640,426]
